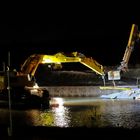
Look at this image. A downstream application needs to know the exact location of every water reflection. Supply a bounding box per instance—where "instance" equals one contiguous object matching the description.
[25,98,70,127]
[52,105,70,127]
[0,98,140,129]
[99,100,140,128]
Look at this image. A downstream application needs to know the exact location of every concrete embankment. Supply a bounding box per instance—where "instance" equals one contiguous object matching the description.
[46,86,124,97]
[37,68,140,97]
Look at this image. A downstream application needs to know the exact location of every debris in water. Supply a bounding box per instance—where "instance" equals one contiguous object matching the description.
[101,87,140,99]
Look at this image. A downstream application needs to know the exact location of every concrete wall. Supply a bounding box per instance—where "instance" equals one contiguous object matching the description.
[41,68,140,97]
[47,86,123,97]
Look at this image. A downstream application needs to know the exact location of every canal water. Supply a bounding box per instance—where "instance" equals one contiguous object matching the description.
[0,97,140,129]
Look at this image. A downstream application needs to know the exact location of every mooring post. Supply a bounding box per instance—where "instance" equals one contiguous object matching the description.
[7,51,13,136]
[102,75,106,86]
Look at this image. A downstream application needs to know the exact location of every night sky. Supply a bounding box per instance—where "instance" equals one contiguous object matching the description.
[0,14,140,70]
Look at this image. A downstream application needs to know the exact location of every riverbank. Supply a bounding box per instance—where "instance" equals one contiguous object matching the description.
[47,86,132,97]
[35,68,140,97]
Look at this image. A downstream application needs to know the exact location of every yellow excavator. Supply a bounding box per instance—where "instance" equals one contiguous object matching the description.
[11,24,139,90]
[0,24,138,98]
[18,24,140,87]
[0,50,105,105]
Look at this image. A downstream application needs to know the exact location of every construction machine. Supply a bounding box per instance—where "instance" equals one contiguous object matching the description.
[108,24,140,81]
[0,51,105,107]
[17,23,140,89]
[1,24,138,102]
[118,24,140,71]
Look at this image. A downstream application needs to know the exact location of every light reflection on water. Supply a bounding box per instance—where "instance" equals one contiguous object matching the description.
[0,97,140,129]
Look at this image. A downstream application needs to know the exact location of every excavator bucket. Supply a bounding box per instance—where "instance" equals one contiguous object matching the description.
[107,70,121,80]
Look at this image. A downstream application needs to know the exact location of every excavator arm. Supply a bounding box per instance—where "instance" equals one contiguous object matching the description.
[118,24,140,72]
[20,52,105,77]
[108,24,140,80]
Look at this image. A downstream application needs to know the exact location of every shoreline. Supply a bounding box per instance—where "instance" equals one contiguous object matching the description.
[46,85,136,97]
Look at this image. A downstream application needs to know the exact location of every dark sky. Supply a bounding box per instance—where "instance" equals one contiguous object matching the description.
[0,14,140,69]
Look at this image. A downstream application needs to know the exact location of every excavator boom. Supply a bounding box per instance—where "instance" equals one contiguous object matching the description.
[20,52,105,77]
[108,24,140,80]
[118,24,140,71]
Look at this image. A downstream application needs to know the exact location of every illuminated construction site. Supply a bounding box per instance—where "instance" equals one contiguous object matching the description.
[0,24,140,108]
[19,24,140,99]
